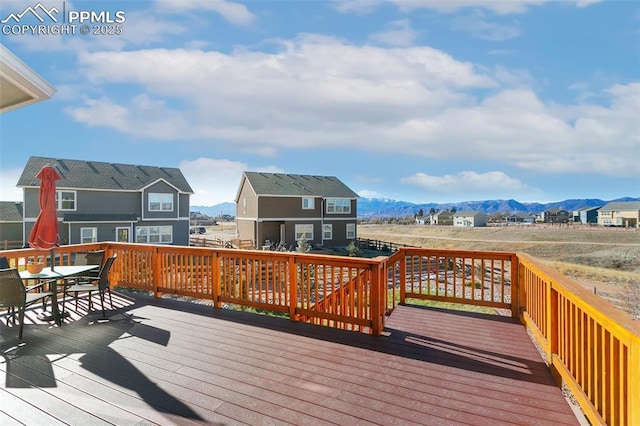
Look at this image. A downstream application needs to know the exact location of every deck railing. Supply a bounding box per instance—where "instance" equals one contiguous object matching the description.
[1,242,638,425]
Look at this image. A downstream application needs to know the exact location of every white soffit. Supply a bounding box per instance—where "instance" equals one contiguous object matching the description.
[0,44,57,114]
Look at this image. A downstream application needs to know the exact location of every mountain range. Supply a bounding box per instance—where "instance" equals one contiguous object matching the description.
[192,197,639,219]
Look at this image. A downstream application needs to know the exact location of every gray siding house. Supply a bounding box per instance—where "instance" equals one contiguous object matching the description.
[17,156,194,246]
[235,172,359,249]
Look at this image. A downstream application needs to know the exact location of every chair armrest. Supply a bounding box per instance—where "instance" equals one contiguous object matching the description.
[65,276,99,286]
[25,278,57,293]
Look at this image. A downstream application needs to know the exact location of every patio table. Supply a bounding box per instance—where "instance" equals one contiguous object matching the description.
[20,265,100,325]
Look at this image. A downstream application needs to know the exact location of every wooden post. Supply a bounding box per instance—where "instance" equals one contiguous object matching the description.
[212,250,221,308]
[630,337,640,426]
[399,254,406,305]
[288,253,298,322]
[370,261,383,336]
[153,247,162,298]
[510,253,519,318]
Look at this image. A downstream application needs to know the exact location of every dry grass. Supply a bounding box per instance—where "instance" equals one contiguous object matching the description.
[359,224,640,316]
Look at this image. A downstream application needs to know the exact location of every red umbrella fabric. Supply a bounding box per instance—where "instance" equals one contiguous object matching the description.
[28,165,61,251]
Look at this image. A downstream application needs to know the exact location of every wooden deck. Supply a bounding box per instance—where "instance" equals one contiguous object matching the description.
[0,291,584,425]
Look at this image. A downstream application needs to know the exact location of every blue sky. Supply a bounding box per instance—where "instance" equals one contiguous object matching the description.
[1,0,638,206]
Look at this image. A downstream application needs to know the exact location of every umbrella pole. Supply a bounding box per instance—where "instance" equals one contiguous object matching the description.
[50,247,55,271]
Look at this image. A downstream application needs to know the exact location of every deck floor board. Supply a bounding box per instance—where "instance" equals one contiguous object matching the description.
[1,292,583,425]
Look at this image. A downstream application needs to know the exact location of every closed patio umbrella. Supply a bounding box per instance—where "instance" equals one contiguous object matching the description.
[28,165,61,271]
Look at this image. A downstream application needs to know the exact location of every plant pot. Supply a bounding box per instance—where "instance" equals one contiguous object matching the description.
[27,262,44,274]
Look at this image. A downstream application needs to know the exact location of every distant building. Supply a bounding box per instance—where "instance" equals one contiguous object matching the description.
[575,206,600,224]
[428,210,454,226]
[542,208,570,223]
[597,201,640,228]
[505,213,536,224]
[453,211,487,227]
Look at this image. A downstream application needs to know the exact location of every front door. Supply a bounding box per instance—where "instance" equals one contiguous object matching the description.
[116,227,130,242]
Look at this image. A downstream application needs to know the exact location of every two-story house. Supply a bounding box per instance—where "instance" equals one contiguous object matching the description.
[453,211,487,227]
[17,156,194,246]
[235,172,359,249]
[428,210,454,226]
[597,201,640,228]
[542,208,570,223]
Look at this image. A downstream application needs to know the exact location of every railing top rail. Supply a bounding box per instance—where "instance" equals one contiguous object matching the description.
[401,247,515,260]
[518,251,640,337]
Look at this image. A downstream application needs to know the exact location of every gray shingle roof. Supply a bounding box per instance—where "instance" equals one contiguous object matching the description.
[0,201,23,221]
[242,172,359,198]
[454,211,484,216]
[16,156,193,193]
[63,213,139,222]
[599,201,640,211]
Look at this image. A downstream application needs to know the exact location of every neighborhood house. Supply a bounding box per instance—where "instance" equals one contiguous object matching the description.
[235,172,359,249]
[17,156,194,246]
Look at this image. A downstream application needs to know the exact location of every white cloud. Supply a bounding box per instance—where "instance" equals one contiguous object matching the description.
[0,168,24,202]
[179,158,283,205]
[155,0,255,26]
[402,170,541,200]
[451,12,522,41]
[333,0,384,14]
[338,0,601,15]
[357,189,386,199]
[63,36,638,179]
[369,19,418,47]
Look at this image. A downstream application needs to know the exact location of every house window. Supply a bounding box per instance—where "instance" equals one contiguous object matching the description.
[149,193,173,211]
[80,227,97,243]
[136,226,173,244]
[346,223,356,239]
[322,224,332,240]
[302,197,315,210]
[326,199,351,214]
[295,224,313,241]
[242,198,247,214]
[56,190,76,210]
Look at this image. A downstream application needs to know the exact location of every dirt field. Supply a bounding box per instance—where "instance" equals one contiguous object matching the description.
[358,224,640,316]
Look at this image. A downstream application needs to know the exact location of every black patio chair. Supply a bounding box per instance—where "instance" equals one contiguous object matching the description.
[72,250,105,279]
[0,257,9,269]
[62,255,117,318]
[0,268,54,339]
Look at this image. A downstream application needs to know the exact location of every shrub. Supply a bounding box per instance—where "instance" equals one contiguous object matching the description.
[347,241,362,257]
[296,238,310,253]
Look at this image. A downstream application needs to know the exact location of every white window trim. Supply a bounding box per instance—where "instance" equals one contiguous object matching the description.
[148,193,174,212]
[80,227,97,243]
[56,190,77,211]
[346,223,356,239]
[295,224,313,241]
[326,198,351,214]
[302,197,315,210]
[322,223,332,240]
[136,225,173,244]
